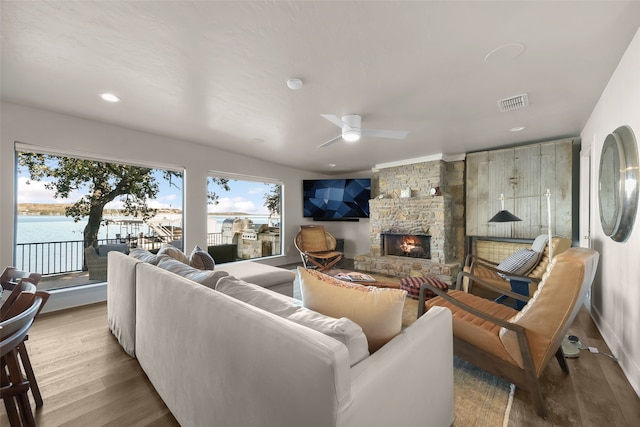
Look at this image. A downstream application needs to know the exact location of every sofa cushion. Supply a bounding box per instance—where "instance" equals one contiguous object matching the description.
[129,248,162,265]
[156,256,228,289]
[218,261,295,289]
[216,276,369,366]
[298,267,407,352]
[215,276,298,317]
[189,245,215,270]
[157,243,189,264]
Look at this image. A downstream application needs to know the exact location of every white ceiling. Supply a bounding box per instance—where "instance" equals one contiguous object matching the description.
[2,1,640,174]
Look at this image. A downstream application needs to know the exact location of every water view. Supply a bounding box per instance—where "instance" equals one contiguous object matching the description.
[15,213,273,275]
[17,214,272,244]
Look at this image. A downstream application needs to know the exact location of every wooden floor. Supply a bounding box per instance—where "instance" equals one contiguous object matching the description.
[0,303,179,427]
[509,306,640,426]
[2,301,639,426]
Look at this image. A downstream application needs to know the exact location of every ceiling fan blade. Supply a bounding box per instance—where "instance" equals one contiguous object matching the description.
[317,134,342,148]
[361,129,409,139]
[320,114,346,129]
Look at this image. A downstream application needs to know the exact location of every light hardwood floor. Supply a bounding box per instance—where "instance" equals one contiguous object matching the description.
[2,300,639,426]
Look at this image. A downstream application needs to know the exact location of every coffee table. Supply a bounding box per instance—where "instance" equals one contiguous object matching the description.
[326,269,401,289]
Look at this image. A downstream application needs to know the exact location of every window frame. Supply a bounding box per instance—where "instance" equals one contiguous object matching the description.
[207,170,283,262]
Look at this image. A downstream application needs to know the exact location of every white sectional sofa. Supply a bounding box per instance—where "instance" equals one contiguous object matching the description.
[107,251,454,427]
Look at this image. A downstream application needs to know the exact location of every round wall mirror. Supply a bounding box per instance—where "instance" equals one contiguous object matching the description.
[598,125,639,242]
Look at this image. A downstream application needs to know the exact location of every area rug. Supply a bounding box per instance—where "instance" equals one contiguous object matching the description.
[403,297,515,427]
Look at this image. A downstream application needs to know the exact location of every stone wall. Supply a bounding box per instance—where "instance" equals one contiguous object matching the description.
[354,158,465,285]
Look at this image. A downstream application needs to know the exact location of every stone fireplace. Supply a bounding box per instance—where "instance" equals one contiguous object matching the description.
[354,157,465,285]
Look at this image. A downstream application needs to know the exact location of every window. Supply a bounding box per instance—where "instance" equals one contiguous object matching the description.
[15,147,183,290]
[207,174,282,262]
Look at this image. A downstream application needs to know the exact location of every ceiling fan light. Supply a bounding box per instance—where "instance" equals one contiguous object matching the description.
[342,129,361,142]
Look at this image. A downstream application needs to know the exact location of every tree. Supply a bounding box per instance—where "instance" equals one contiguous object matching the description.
[263,184,281,217]
[18,152,183,250]
[207,177,231,204]
[19,153,233,253]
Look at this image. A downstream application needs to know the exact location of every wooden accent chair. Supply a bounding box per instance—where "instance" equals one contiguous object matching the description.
[1,283,45,426]
[463,236,572,297]
[1,270,49,409]
[294,225,343,272]
[0,267,41,291]
[418,247,599,418]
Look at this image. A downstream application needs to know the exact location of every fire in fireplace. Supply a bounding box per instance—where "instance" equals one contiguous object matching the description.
[381,233,431,259]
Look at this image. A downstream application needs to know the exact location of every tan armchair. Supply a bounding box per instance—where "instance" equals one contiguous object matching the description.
[294,225,343,272]
[418,247,599,417]
[463,236,572,297]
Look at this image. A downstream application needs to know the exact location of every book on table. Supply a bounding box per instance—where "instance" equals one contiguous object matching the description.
[334,272,376,282]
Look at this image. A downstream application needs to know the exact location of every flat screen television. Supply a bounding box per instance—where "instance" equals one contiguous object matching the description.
[303,178,371,220]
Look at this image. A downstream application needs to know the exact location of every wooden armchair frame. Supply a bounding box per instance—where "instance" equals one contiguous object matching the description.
[463,237,572,297]
[419,248,599,418]
[418,272,565,417]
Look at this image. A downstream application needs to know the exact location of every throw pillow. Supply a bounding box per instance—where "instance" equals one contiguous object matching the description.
[215,276,299,317]
[298,267,407,353]
[496,248,539,278]
[531,234,549,253]
[157,243,189,265]
[189,245,215,270]
[129,248,161,264]
[216,276,369,366]
[156,256,228,289]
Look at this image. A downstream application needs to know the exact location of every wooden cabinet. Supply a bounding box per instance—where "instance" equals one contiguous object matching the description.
[466,138,578,240]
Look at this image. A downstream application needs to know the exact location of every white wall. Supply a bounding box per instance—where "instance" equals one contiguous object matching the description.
[0,102,372,273]
[580,27,640,397]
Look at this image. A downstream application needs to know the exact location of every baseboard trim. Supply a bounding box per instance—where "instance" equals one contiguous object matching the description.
[41,282,107,314]
[590,305,640,398]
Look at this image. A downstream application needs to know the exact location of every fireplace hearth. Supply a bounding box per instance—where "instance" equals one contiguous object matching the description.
[381,233,431,259]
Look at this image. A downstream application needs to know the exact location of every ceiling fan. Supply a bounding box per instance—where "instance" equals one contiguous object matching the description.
[317,114,409,148]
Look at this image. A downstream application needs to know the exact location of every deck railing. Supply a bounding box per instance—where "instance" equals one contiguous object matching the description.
[207,232,223,246]
[15,233,226,276]
[15,239,105,275]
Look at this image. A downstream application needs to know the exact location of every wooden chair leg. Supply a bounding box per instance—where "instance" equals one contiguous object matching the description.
[307,255,341,272]
[321,256,341,272]
[18,343,43,407]
[555,347,570,374]
[4,349,36,427]
[1,359,22,426]
[526,371,548,419]
[307,258,325,270]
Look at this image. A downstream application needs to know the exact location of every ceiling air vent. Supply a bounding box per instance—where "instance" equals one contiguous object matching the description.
[498,93,529,112]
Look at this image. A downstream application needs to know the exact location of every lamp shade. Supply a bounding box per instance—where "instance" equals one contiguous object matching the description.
[488,210,522,223]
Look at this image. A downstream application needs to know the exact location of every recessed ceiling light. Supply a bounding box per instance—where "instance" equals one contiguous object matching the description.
[286,78,303,90]
[100,93,120,102]
[484,43,526,64]
[509,126,526,132]
[328,163,336,168]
